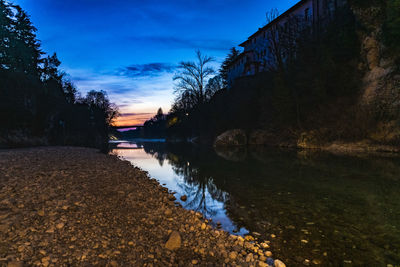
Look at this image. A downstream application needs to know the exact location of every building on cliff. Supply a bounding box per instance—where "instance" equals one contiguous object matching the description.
[227,0,347,88]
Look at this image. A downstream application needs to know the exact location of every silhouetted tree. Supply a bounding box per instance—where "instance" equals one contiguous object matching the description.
[41,53,63,82]
[0,2,119,148]
[0,0,13,69]
[62,80,78,104]
[220,47,240,88]
[11,5,42,75]
[205,75,223,99]
[263,9,305,72]
[174,50,215,107]
[142,107,167,138]
[81,90,119,125]
[156,107,164,120]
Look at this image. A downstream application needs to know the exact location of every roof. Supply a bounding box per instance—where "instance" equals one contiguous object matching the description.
[239,0,310,47]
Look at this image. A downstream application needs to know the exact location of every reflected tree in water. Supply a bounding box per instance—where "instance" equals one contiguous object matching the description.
[171,163,227,218]
[134,142,400,266]
[141,142,227,218]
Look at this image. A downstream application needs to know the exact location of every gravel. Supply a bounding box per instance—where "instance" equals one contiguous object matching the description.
[0,147,285,266]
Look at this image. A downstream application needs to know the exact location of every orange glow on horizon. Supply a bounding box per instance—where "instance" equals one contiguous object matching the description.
[113,114,154,127]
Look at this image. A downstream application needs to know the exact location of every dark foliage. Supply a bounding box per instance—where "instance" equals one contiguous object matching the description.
[0,1,118,148]
[382,0,400,58]
[220,47,240,88]
[142,108,167,139]
[163,5,366,143]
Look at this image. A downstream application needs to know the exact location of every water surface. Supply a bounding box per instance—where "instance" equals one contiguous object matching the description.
[110,141,400,266]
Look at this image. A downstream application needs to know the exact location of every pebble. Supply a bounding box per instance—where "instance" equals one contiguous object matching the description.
[312,259,322,265]
[165,231,181,250]
[274,259,286,267]
[45,226,55,233]
[7,262,24,267]
[0,147,285,267]
[229,251,238,260]
[41,257,50,267]
[245,235,254,241]
[164,209,172,216]
[267,257,274,265]
[246,253,254,262]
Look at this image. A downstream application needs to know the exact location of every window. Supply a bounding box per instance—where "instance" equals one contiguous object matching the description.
[305,8,310,21]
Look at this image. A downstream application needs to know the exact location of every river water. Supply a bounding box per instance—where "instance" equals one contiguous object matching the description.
[110,141,400,266]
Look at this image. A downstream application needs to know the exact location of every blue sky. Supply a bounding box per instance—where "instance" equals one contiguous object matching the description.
[14,0,299,125]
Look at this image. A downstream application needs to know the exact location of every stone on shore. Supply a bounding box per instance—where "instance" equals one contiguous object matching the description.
[0,147,284,266]
[165,231,181,250]
[164,209,172,216]
[229,251,238,260]
[274,259,286,267]
[214,129,247,147]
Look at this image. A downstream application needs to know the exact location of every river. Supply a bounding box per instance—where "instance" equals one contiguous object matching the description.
[110,141,400,266]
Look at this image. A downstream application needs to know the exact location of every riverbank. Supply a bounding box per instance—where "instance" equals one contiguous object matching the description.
[213,129,400,156]
[0,147,285,266]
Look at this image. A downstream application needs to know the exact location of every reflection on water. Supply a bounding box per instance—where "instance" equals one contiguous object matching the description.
[110,141,400,266]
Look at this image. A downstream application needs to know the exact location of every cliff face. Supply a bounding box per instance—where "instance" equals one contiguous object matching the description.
[353,1,400,145]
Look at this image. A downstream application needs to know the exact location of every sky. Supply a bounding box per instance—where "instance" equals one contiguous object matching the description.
[14,0,299,126]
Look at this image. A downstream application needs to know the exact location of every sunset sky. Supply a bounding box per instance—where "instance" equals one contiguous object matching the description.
[14,0,299,126]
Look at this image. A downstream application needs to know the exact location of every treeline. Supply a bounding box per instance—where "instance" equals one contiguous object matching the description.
[0,0,118,148]
[141,51,223,141]
[143,0,400,146]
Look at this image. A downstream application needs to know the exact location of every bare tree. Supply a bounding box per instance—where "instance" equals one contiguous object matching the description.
[265,8,280,25]
[173,50,215,106]
[263,9,310,129]
[264,9,305,71]
[205,74,223,99]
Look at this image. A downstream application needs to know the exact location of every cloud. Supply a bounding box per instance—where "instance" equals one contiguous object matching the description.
[117,63,177,78]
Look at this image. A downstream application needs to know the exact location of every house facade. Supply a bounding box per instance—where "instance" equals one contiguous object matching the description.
[227,0,347,88]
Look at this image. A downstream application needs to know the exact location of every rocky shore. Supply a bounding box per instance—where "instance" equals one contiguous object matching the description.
[0,147,285,266]
[214,129,400,156]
